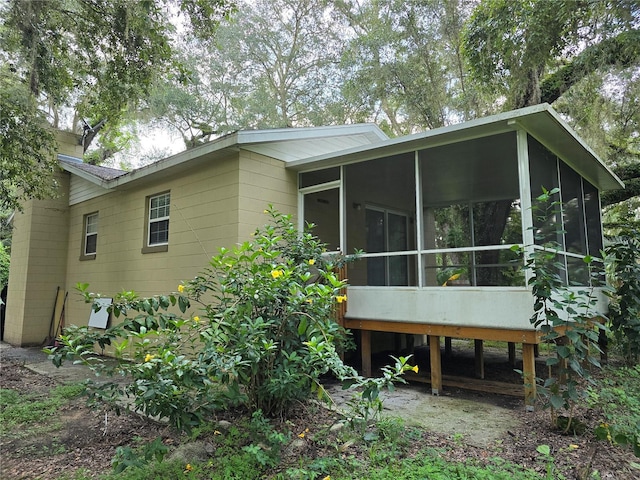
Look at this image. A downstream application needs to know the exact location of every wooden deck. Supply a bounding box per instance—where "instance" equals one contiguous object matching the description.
[340,317,540,409]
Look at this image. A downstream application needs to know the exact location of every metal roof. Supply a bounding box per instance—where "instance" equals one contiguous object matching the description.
[57,107,623,193]
[287,104,624,192]
[59,123,388,189]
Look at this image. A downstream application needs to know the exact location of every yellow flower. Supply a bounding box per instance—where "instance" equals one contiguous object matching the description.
[144,354,155,362]
[322,476,331,480]
[184,463,193,474]
[178,284,185,293]
[193,316,200,323]
[305,298,313,304]
[336,295,347,303]
[412,365,419,374]
[271,269,283,279]
[298,428,309,438]
[263,209,269,214]
[308,259,316,266]
[568,444,579,450]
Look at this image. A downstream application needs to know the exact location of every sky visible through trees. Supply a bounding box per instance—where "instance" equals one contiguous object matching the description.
[1,0,638,219]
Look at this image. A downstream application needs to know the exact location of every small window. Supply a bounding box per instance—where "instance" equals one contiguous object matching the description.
[80,212,98,260]
[149,192,170,245]
[142,192,170,253]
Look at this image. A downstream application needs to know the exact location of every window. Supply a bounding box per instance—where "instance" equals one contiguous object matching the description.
[142,192,170,253]
[80,212,98,260]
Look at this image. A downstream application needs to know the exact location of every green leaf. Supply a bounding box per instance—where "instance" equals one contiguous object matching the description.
[550,394,565,410]
[178,295,190,313]
[297,318,308,336]
[536,444,551,455]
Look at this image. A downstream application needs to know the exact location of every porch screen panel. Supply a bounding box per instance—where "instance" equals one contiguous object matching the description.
[560,162,587,255]
[583,180,603,256]
[419,132,521,286]
[583,179,605,284]
[528,136,562,248]
[560,162,591,285]
[345,153,417,286]
[300,167,340,188]
[303,188,340,252]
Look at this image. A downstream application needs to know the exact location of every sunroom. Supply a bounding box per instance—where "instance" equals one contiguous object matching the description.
[290,105,623,405]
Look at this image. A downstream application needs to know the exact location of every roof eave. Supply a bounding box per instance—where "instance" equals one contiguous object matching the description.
[286,104,624,192]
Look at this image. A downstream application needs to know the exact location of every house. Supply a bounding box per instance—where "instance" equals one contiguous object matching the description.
[4,104,623,406]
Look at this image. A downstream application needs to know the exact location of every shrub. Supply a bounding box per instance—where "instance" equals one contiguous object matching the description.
[47,208,415,433]
[605,226,640,364]
[515,187,605,431]
[0,242,9,288]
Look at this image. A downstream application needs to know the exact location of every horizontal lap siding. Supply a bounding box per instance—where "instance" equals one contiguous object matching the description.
[5,172,71,345]
[237,150,298,240]
[64,155,241,327]
[69,177,109,205]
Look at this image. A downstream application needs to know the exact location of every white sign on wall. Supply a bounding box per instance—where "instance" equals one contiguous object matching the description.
[87,298,112,329]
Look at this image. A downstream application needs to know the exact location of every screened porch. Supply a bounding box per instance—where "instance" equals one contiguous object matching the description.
[292,107,621,404]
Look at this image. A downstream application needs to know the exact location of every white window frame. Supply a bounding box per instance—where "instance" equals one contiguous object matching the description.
[82,212,99,257]
[148,192,170,247]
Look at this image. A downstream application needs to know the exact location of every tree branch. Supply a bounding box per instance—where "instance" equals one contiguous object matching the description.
[541,29,640,104]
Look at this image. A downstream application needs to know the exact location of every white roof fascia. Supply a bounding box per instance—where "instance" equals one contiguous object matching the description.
[236,123,388,145]
[59,161,113,190]
[80,125,385,189]
[108,132,241,189]
[287,104,624,192]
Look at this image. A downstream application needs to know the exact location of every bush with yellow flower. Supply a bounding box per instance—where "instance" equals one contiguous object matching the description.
[49,207,416,434]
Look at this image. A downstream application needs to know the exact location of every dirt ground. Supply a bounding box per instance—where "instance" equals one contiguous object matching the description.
[1,342,638,479]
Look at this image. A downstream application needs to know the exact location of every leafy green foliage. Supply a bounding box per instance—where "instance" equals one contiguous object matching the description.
[111,437,169,474]
[515,187,605,430]
[605,226,640,363]
[590,365,640,457]
[0,0,234,207]
[589,365,640,457]
[0,242,9,288]
[47,209,415,433]
[462,0,638,109]
[0,69,57,212]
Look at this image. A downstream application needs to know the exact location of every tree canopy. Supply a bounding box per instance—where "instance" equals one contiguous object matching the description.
[1,0,638,220]
[0,0,233,211]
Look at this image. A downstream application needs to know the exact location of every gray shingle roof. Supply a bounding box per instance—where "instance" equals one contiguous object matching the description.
[59,156,127,181]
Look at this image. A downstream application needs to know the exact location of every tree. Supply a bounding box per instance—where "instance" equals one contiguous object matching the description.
[145,46,240,149]
[223,0,345,129]
[0,0,233,207]
[463,0,639,253]
[334,0,492,136]
[0,68,56,212]
[463,1,639,108]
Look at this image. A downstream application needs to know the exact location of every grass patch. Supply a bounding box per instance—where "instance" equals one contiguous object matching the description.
[0,383,85,437]
[78,414,551,480]
[589,363,640,455]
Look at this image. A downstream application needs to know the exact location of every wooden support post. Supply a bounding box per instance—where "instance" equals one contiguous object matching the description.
[522,343,536,411]
[534,344,539,357]
[474,339,484,379]
[444,337,452,357]
[361,330,372,378]
[508,342,516,367]
[429,335,442,395]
